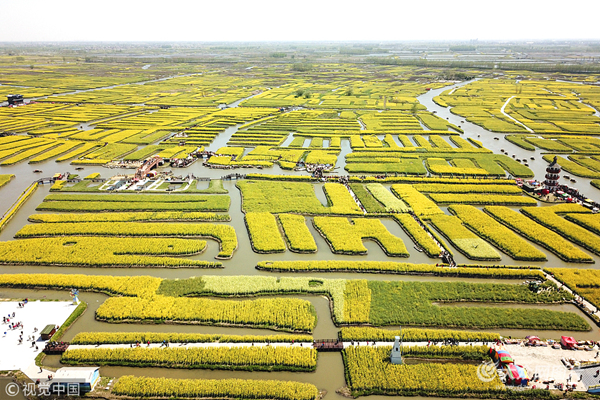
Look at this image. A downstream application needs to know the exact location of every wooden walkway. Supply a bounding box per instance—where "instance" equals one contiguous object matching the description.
[43,342,70,355]
[313,339,343,352]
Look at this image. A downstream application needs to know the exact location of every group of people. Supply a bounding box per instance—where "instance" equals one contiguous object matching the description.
[554,184,600,210]
[3,311,24,333]
[2,305,39,350]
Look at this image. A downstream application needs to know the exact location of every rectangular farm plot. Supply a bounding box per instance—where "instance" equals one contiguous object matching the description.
[547,268,600,309]
[71,143,137,165]
[365,183,409,213]
[428,193,537,206]
[413,183,522,194]
[37,193,231,212]
[449,205,546,261]
[426,158,489,175]
[390,185,444,217]
[28,141,84,163]
[0,237,218,268]
[345,157,427,175]
[237,180,362,215]
[112,376,318,400]
[55,142,101,162]
[367,280,588,330]
[313,217,409,257]
[15,221,237,259]
[0,141,61,165]
[521,205,600,256]
[245,212,286,253]
[96,296,317,332]
[62,346,317,371]
[392,214,442,258]
[343,346,503,397]
[565,213,600,236]
[278,214,317,253]
[569,155,600,173]
[485,206,594,263]
[348,184,386,213]
[429,215,501,261]
[28,211,230,223]
[542,155,600,178]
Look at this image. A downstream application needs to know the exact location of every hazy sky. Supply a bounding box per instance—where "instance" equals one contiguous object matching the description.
[1,0,599,42]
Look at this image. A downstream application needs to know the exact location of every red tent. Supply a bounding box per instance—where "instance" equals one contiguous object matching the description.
[561,336,577,349]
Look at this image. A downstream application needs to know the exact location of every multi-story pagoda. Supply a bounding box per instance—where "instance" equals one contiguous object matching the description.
[544,156,561,190]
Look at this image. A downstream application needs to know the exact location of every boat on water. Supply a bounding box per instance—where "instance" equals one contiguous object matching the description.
[75,167,84,170]
[33,169,42,173]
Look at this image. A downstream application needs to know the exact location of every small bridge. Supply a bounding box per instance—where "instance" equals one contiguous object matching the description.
[43,342,69,354]
[313,339,343,352]
[221,173,246,180]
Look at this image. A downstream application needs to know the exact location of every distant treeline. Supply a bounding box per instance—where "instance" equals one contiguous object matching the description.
[84,57,237,64]
[449,45,477,51]
[368,57,600,73]
[340,47,388,55]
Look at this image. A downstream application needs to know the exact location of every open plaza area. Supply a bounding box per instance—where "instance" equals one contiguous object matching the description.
[0,300,75,371]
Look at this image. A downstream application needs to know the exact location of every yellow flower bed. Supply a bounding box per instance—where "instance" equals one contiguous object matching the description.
[237,180,362,215]
[278,214,317,253]
[15,221,237,259]
[343,280,371,323]
[485,206,594,263]
[340,327,500,342]
[429,193,537,206]
[547,268,600,309]
[521,205,600,256]
[450,205,546,261]
[392,214,441,257]
[390,185,444,217]
[0,273,161,298]
[313,217,409,256]
[96,296,317,332]
[429,215,501,260]
[343,346,504,396]
[0,237,218,268]
[365,183,410,213]
[245,212,286,253]
[62,346,317,370]
[0,182,38,232]
[112,376,319,400]
[71,331,313,345]
[29,211,230,223]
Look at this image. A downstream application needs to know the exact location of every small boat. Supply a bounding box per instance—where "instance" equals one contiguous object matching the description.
[494,137,499,140]
[75,167,84,171]
[571,179,577,183]
[414,246,424,252]
[530,157,535,160]
[33,169,42,173]
[564,175,570,179]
